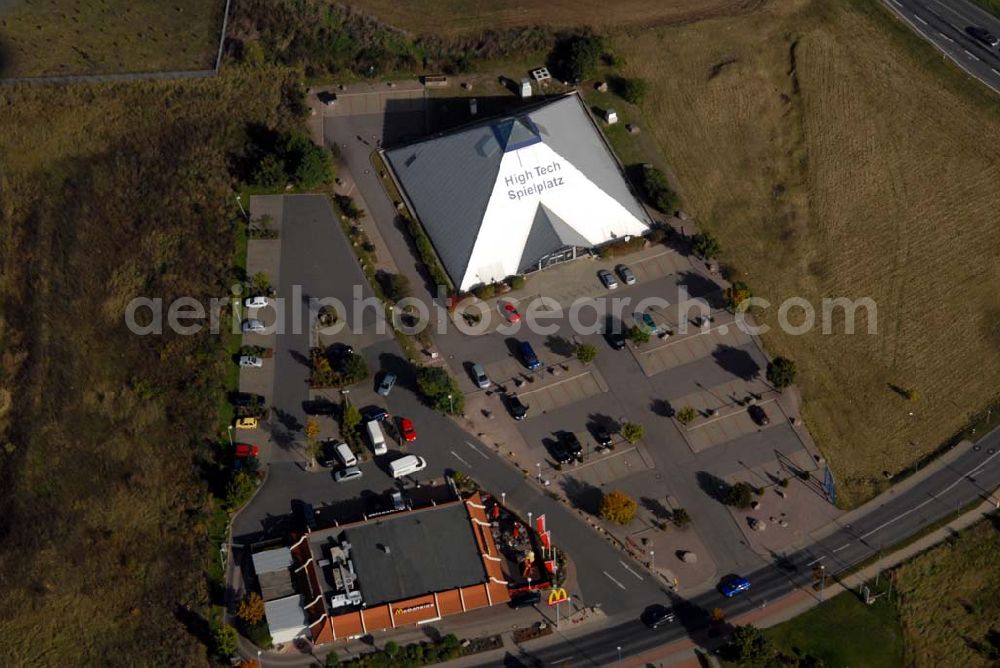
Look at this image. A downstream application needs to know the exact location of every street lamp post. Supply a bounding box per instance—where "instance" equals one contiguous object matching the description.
[650,550,655,573]
[448,393,454,414]
[536,462,542,483]
[257,649,262,667]
[236,194,250,221]
[501,491,506,506]
[617,645,622,667]
[227,425,234,448]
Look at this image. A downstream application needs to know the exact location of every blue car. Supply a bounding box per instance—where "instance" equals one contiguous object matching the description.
[719,575,751,598]
[518,341,541,371]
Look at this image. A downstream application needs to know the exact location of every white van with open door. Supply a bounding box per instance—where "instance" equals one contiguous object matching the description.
[389,454,426,478]
[366,419,388,455]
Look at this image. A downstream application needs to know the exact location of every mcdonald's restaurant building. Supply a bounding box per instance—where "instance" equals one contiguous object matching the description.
[249,493,510,646]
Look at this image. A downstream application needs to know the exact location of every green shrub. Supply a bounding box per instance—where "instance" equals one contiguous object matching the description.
[767,356,797,390]
[213,624,238,658]
[619,77,648,104]
[508,274,526,290]
[628,325,650,345]
[676,406,697,425]
[671,508,691,528]
[692,232,721,260]
[639,166,677,213]
[621,422,644,443]
[725,482,755,509]
[576,343,598,364]
[473,283,497,300]
[552,34,604,82]
[416,366,464,414]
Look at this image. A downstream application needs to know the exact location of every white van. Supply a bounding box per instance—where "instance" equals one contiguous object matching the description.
[366,419,388,455]
[334,442,357,467]
[389,454,427,479]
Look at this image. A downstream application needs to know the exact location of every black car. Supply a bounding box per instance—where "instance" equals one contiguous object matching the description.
[604,327,627,350]
[593,425,613,448]
[294,500,317,531]
[641,604,676,629]
[748,404,770,426]
[231,391,265,408]
[550,431,583,464]
[329,343,356,370]
[504,394,529,421]
[316,440,338,468]
[966,25,1000,48]
[508,590,541,609]
[361,405,390,422]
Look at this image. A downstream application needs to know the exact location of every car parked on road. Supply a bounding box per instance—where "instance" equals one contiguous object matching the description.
[598,269,619,290]
[244,295,270,309]
[234,443,260,458]
[503,394,529,420]
[389,454,427,478]
[641,604,676,629]
[334,466,363,483]
[239,355,263,368]
[241,318,266,333]
[748,404,770,426]
[376,372,397,396]
[592,425,613,448]
[234,416,258,430]
[399,417,417,442]
[518,341,541,370]
[231,392,265,408]
[361,405,390,422]
[719,575,751,597]
[470,362,491,389]
[616,264,636,285]
[366,419,388,455]
[966,25,1000,48]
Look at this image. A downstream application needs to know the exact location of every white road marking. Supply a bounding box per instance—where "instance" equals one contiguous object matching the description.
[450,450,473,468]
[464,441,489,459]
[915,15,928,25]
[939,32,954,43]
[832,543,852,553]
[603,570,627,590]
[964,49,981,61]
[859,449,1000,540]
[992,68,1000,76]
[619,561,644,581]
[806,555,826,566]
[891,0,902,5]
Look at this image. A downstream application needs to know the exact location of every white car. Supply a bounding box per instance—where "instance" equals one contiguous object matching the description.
[245,296,269,309]
[239,355,263,368]
[241,318,265,333]
[334,466,363,483]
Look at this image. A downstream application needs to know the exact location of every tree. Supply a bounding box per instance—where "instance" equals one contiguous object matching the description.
[340,353,369,385]
[304,417,322,467]
[722,625,774,666]
[599,490,638,525]
[671,507,691,528]
[621,422,644,443]
[249,271,271,295]
[226,471,258,510]
[553,34,604,82]
[384,641,400,658]
[253,154,286,189]
[725,482,754,509]
[676,406,697,425]
[324,651,340,668]
[281,132,333,189]
[639,166,678,213]
[692,232,721,260]
[341,399,361,438]
[766,356,797,390]
[416,366,464,414]
[725,281,752,311]
[627,325,650,345]
[376,271,411,303]
[214,624,238,657]
[620,77,648,104]
[575,343,598,364]
[237,592,265,625]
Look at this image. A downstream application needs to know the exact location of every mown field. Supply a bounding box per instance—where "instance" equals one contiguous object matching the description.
[894,516,1000,666]
[0,68,302,663]
[342,0,753,35]
[616,0,1000,506]
[0,0,223,77]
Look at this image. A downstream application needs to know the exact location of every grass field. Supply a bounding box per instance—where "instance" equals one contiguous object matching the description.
[894,516,1000,666]
[613,0,1000,507]
[0,0,224,77]
[0,68,302,663]
[341,0,752,35]
[765,588,904,667]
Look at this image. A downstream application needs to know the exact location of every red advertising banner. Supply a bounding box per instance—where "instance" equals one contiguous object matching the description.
[536,514,546,534]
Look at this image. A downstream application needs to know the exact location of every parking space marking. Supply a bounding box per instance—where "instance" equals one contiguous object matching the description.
[603,570,627,590]
[915,15,928,25]
[963,49,980,61]
[619,561,644,580]
[938,32,954,43]
[464,441,490,459]
[450,450,473,468]
[832,543,851,553]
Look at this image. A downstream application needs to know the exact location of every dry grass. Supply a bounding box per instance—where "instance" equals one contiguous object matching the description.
[0,0,223,77]
[894,517,1000,667]
[618,0,1000,506]
[341,0,752,35]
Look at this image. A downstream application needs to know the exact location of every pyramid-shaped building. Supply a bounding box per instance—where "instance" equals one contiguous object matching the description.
[384,93,652,291]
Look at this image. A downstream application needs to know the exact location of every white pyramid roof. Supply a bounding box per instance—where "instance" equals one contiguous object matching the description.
[385,93,651,291]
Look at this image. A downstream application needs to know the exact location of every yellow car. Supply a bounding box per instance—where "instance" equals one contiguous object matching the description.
[234,416,258,430]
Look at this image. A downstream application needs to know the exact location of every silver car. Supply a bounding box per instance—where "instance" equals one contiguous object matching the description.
[334,466,363,483]
[376,372,397,396]
[241,318,265,333]
[471,362,491,389]
[598,269,619,290]
[239,355,263,368]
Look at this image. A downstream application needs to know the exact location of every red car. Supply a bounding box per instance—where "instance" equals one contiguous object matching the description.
[235,443,260,458]
[502,302,521,323]
[399,418,417,442]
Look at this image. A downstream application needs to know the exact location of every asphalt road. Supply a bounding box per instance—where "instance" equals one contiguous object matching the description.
[492,426,1000,667]
[884,0,1000,93]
